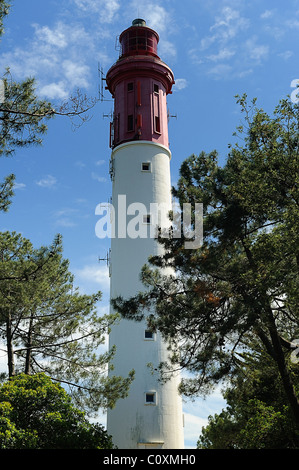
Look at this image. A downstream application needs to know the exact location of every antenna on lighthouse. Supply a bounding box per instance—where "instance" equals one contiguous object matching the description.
[168,109,177,121]
[102,111,113,119]
[98,63,111,102]
[98,250,110,266]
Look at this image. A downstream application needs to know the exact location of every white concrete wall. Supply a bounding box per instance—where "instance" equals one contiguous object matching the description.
[107,141,184,449]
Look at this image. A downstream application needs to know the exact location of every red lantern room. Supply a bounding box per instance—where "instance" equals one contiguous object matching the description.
[105,19,175,149]
[119,18,159,58]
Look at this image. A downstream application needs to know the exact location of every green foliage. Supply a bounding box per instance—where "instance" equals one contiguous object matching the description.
[197,409,240,449]
[0,1,10,38]
[239,400,292,449]
[0,174,14,212]
[112,95,299,433]
[0,70,54,157]
[198,401,293,449]
[198,341,299,448]
[0,231,134,412]
[0,373,114,449]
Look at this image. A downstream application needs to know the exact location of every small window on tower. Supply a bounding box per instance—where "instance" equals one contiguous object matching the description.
[144,330,154,340]
[145,392,156,405]
[154,83,159,94]
[127,114,134,132]
[155,116,161,133]
[127,82,134,92]
[141,162,151,172]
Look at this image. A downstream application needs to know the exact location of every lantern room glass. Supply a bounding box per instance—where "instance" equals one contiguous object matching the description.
[120,28,158,57]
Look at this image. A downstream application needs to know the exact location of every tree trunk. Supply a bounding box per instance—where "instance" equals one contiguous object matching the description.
[6,309,15,377]
[242,241,299,432]
[265,304,299,433]
[24,313,34,374]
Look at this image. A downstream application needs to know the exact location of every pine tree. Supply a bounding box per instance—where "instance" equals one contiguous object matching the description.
[112,95,299,437]
[0,231,134,413]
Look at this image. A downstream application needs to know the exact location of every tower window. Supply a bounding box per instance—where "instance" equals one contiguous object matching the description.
[145,392,156,405]
[155,116,161,133]
[141,162,151,172]
[144,330,154,340]
[127,82,134,92]
[127,114,134,132]
[153,83,161,134]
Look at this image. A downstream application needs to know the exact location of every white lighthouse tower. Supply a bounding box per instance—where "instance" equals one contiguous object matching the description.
[106,19,184,449]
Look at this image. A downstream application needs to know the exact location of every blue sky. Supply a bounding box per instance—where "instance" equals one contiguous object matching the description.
[1,0,299,448]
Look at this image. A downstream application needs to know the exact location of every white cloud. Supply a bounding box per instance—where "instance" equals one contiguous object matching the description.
[188,48,204,66]
[260,9,275,20]
[201,6,250,50]
[72,0,120,23]
[190,5,273,79]
[75,161,87,168]
[182,388,227,447]
[75,198,88,205]
[55,218,77,228]
[0,344,8,375]
[95,159,105,166]
[245,37,269,63]
[92,172,107,183]
[128,0,176,59]
[237,68,253,79]
[128,1,172,34]
[184,412,207,448]
[72,0,92,9]
[0,1,178,98]
[33,23,68,48]
[14,182,26,190]
[0,21,94,100]
[264,24,285,40]
[54,208,78,217]
[52,207,90,228]
[207,47,235,62]
[39,81,68,100]
[74,264,110,292]
[62,60,90,89]
[286,18,299,29]
[36,175,57,188]
[100,0,120,23]
[146,6,170,33]
[208,63,232,79]
[173,78,188,91]
[159,39,177,59]
[32,21,92,53]
[278,50,293,61]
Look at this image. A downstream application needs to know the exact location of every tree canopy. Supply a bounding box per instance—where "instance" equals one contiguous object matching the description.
[197,339,299,448]
[0,0,9,38]
[112,95,299,438]
[0,231,134,413]
[0,373,114,449]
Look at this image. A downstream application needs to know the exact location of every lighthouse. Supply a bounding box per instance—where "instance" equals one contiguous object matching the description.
[106,19,184,449]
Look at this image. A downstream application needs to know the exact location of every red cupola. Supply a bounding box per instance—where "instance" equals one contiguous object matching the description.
[106,19,175,149]
[119,18,159,58]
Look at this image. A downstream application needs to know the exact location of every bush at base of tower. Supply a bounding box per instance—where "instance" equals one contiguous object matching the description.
[0,373,114,449]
